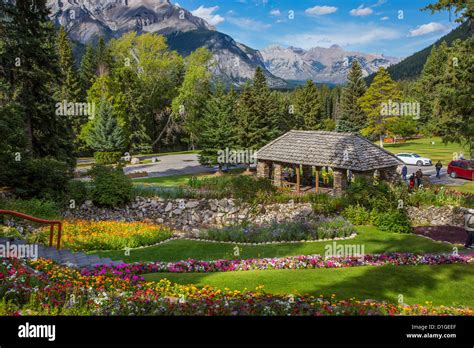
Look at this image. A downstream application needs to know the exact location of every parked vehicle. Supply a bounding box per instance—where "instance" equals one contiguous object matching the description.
[395,153,432,166]
[447,160,474,180]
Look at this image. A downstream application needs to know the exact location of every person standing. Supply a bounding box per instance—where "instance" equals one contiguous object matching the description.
[401,165,408,181]
[464,209,474,249]
[415,169,423,188]
[435,161,442,179]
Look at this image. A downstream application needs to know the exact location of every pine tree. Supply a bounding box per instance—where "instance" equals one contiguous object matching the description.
[249,67,280,147]
[336,60,367,133]
[95,37,112,76]
[235,83,255,152]
[414,42,448,134]
[293,80,323,130]
[0,0,74,166]
[358,68,402,147]
[436,37,474,155]
[86,99,126,152]
[199,84,236,169]
[79,43,97,96]
[56,27,81,101]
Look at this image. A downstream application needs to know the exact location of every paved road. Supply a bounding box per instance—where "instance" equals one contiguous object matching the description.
[123,153,214,178]
[402,164,469,185]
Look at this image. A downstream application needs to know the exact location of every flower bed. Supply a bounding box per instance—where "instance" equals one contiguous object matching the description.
[82,253,472,276]
[30,220,174,251]
[0,258,472,316]
[200,217,356,243]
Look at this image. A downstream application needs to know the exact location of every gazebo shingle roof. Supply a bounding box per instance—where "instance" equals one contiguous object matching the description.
[256,130,402,171]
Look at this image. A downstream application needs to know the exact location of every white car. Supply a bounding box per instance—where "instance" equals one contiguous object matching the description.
[396,153,432,166]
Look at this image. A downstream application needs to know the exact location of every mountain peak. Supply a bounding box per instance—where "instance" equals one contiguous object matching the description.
[47,0,213,43]
[261,43,400,84]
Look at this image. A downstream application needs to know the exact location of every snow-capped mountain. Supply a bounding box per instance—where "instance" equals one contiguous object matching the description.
[46,0,286,87]
[261,44,400,84]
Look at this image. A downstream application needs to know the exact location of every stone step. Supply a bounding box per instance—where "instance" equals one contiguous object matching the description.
[0,237,123,268]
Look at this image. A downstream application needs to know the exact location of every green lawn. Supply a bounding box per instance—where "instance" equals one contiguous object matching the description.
[133,172,212,187]
[133,168,245,187]
[143,263,474,307]
[92,226,454,263]
[383,137,468,164]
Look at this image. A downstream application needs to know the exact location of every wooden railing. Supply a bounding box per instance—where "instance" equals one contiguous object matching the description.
[0,210,62,249]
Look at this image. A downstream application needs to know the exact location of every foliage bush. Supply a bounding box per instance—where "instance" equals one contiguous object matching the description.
[310,194,346,214]
[30,220,174,251]
[0,198,60,220]
[64,180,89,206]
[188,175,276,203]
[406,186,469,207]
[12,158,72,200]
[374,210,412,234]
[342,205,377,225]
[90,165,133,207]
[93,151,123,165]
[200,217,356,243]
[344,177,396,211]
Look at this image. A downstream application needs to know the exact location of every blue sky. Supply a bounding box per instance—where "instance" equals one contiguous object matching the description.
[173,0,460,58]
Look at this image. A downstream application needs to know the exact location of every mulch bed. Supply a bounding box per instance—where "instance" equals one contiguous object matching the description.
[413,226,467,244]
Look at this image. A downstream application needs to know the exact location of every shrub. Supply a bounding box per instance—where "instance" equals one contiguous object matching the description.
[374,210,412,234]
[342,205,377,225]
[345,177,396,211]
[200,218,356,243]
[64,180,89,206]
[188,175,276,203]
[12,158,72,200]
[0,226,23,239]
[31,220,174,251]
[0,198,60,220]
[406,186,468,207]
[310,194,346,214]
[93,151,122,165]
[90,165,133,207]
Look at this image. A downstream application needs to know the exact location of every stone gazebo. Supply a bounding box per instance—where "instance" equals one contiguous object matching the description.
[255,130,403,195]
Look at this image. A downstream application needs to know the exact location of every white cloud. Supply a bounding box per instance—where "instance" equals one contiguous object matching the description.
[408,22,448,37]
[305,6,338,16]
[350,5,374,16]
[270,9,281,16]
[191,6,225,26]
[380,16,389,21]
[279,24,401,49]
[227,17,271,30]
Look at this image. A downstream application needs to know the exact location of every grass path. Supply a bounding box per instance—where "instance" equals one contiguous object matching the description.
[143,263,474,307]
[92,226,453,263]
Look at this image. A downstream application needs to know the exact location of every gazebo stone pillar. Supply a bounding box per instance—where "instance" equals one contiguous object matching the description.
[273,163,283,187]
[333,168,348,195]
[379,165,400,184]
[256,160,270,179]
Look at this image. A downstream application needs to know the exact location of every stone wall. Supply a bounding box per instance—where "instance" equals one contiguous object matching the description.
[64,197,315,233]
[406,205,466,227]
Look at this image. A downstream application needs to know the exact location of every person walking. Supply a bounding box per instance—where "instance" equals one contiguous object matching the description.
[401,165,408,181]
[415,169,423,188]
[464,209,474,249]
[435,161,442,179]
